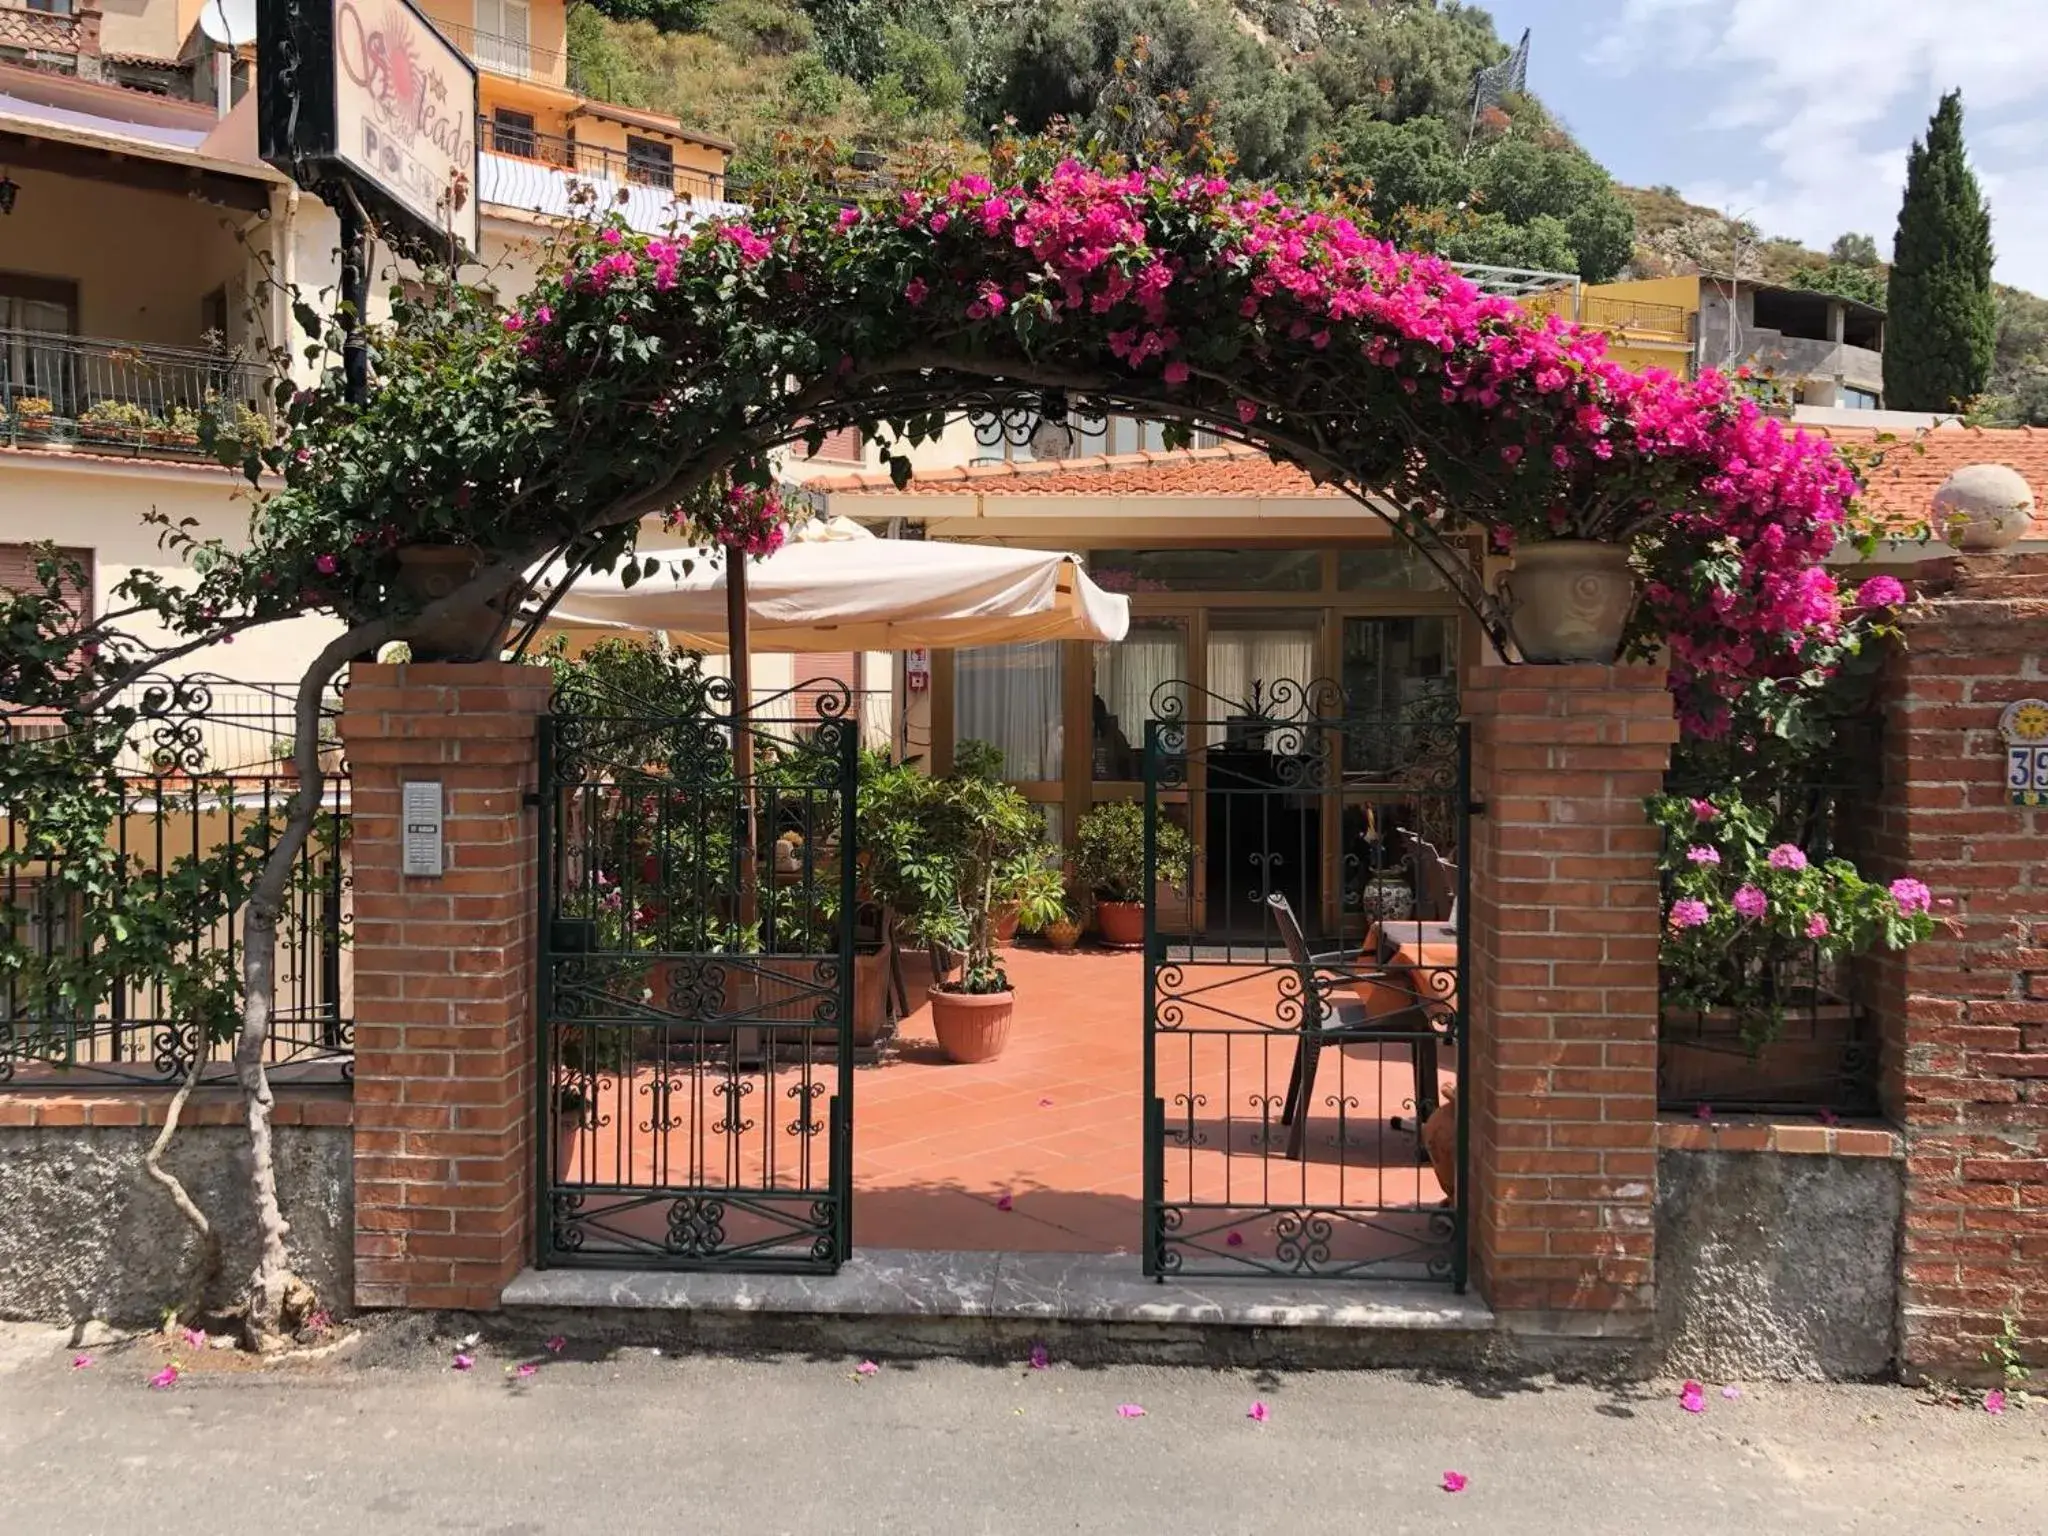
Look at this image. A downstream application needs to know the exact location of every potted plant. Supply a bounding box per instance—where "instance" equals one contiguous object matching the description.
[77,398,152,444]
[1497,539,1638,663]
[10,395,55,434]
[1653,791,1936,1102]
[864,766,1047,1063]
[389,541,513,661]
[1010,856,1072,948]
[1074,800,1192,948]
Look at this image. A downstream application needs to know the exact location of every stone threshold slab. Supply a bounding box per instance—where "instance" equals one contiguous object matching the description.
[502,1249,1495,1333]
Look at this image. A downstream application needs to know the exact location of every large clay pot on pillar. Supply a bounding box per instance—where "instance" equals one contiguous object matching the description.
[392,545,513,661]
[1499,540,1637,663]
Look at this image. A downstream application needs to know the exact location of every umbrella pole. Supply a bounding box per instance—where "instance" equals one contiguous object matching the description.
[728,553,758,933]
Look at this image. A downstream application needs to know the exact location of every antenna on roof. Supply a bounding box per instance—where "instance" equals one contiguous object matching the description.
[198,0,257,119]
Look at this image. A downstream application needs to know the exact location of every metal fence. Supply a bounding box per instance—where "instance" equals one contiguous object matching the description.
[1657,743,1880,1115]
[0,676,352,1089]
[1,328,268,459]
[478,114,727,204]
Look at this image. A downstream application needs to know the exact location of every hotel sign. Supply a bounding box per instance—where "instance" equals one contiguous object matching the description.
[259,0,480,258]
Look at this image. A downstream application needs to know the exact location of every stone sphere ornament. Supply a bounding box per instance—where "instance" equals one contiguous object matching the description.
[1933,463,2035,551]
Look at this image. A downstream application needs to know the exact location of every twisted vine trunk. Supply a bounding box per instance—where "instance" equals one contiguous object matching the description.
[142,1029,220,1326]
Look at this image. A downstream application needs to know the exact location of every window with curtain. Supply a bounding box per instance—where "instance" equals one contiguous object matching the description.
[954,642,1062,782]
[474,0,531,71]
[1,277,78,417]
[1204,615,1318,748]
[1091,618,1185,779]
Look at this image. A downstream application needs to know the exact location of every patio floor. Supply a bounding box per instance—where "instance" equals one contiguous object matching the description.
[553,946,1454,1271]
[858,946,1451,1260]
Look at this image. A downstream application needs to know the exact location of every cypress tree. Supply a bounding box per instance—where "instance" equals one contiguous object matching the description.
[1883,91,1996,410]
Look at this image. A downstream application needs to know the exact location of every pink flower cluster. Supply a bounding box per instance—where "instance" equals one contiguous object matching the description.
[528,156,1871,722]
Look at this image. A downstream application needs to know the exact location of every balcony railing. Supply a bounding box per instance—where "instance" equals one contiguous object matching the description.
[0,3,99,63]
[426,17,564,84]
[1,328,269,460]
[479,113,726,203]
[1581,295,1690,340]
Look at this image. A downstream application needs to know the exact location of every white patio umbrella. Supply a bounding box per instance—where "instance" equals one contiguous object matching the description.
[538,517,1131,653]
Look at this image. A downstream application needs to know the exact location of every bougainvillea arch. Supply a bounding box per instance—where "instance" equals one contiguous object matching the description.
[237,142,1870,736]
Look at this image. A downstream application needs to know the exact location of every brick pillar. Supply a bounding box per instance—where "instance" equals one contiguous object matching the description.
[1866,552,2048,1375]
[339,662,551,1310]
[1461,661,1677,1323]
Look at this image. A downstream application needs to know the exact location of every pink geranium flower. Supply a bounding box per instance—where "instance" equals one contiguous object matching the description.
[1805,912,1830,939]
[1669,898,1711,930]
[1686,845,1720,866]
[1767,845,1808,871]
[1732,884,1767,920]
[1890,878,1933,915]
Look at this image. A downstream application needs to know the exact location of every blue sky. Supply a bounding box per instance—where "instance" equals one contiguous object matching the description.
[1474,0,2048,292]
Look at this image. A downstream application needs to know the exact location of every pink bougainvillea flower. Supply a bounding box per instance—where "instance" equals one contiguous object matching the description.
[1985,1389,2007,1415]
[1679,1380,1707,1413]
[148,1365,179,1390]
[1038,1097,1054,1108]
[1247,1401,1269,1423]
[312,554,339,578]
[1441,1471,1467,1493]
[856,1360,880,1376]
[1767,844,1808,871]
[995,1193,1014,1212]
[1226,1231,1245,1248]
[1686,845,1721,866]
[1806,912,1830,939]
[1817,1107,1839,1127]
[1163,359,1191,385]
[182,1328,207,1351]
[544,1336,567,1355]
[1890,878,1933,916]
[1669,898,1711,931]
[1695,1103,1714,1122]
[1732,884,1768,921]
[1855,575,1908,610]
[452,1353,475,1372]
[71,1354,93,1369]
[1028,1345,1050,1370]
[1721,1385,1742,1400]
[1235,398,1258,424]
[513,1363,538,1380]
[1116,1403,1146,1419]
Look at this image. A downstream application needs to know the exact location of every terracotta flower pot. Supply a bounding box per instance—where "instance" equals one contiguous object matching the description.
[1500,540,1637,663]
[392,544,513,662]
[928,986,1014,1064]
[993,903,1021,944]
[1095,898,1145,948]
[1042,917,1082,952]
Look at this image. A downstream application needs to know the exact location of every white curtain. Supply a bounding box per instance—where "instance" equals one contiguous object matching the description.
[1204,627,1317,746]
[1092,625,1184,777]
[955,642,1063,781]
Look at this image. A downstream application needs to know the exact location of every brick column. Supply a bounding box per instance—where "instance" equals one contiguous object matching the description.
[339,661,551,1310]
[1461,661,1677,1323]
[1865,552,2048,1375]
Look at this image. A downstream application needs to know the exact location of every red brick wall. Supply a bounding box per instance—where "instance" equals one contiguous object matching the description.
[338,662,551,1310]
[1461,661,1677,1318]
[1865,551,2048,1373]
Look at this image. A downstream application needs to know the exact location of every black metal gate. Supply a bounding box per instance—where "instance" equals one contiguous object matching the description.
[536,684,858,1272]
[1141,680,1470,1284]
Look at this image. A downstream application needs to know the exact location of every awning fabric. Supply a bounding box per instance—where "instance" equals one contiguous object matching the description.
[541,518,1130,653]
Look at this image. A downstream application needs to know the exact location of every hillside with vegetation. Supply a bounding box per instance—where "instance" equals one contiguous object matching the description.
[565,0,2048,419]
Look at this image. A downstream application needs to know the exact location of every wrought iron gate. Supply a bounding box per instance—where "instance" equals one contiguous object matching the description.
[536,683,858,1272]
[1141,680,1471,1285]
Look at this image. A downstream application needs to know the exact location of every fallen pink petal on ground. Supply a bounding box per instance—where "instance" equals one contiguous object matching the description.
[1722,1385,1742,1400]
[1247,1401,1269,1423]
[71,1354,93,1369]
[544,1336,567,1354]
[1117,1404,1146,1419]
[1038,1097,1054,1108]
[182,1328,206,1351]
[1985,1389,2006,1415]
[1442,1471,1467,1493]
[452,1354,475,1372]
[514,1363,538,1379]
[1695,1103,1714,1121]
[1225,1231,1244,1248]
[1028,1345,1049,1370]
[856,1360,880,1376]
[147,1366,178,1390]
[995,1193,1014,1212]
[1679,1380,1706,1414]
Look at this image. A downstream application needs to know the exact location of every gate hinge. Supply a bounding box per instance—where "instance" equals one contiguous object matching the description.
[1467,798,1487,817]
[522,791,543,808]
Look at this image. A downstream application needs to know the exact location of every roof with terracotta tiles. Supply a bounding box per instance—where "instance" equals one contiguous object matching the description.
[817,426,2048,535]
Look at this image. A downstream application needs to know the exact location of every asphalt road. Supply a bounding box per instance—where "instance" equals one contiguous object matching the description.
[1,1323,2040,1535]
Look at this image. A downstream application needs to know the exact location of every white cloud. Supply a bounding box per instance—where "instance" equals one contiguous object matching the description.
[1591,0,2048,290]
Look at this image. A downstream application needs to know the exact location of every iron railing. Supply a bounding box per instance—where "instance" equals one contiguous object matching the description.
[1,328,268,459]
[427,17,565,83]
[0,675,352,1089]
[1656,742,1881,1115]
[479,113,726,203]
[1581,295,1690,339]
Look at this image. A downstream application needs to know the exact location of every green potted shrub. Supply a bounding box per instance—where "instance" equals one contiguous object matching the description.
[1009,855,1072,948]
[77,398,152,443]
[863,765,1047,1063]
[10,395,55,434]
[1074,800,1192,948]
